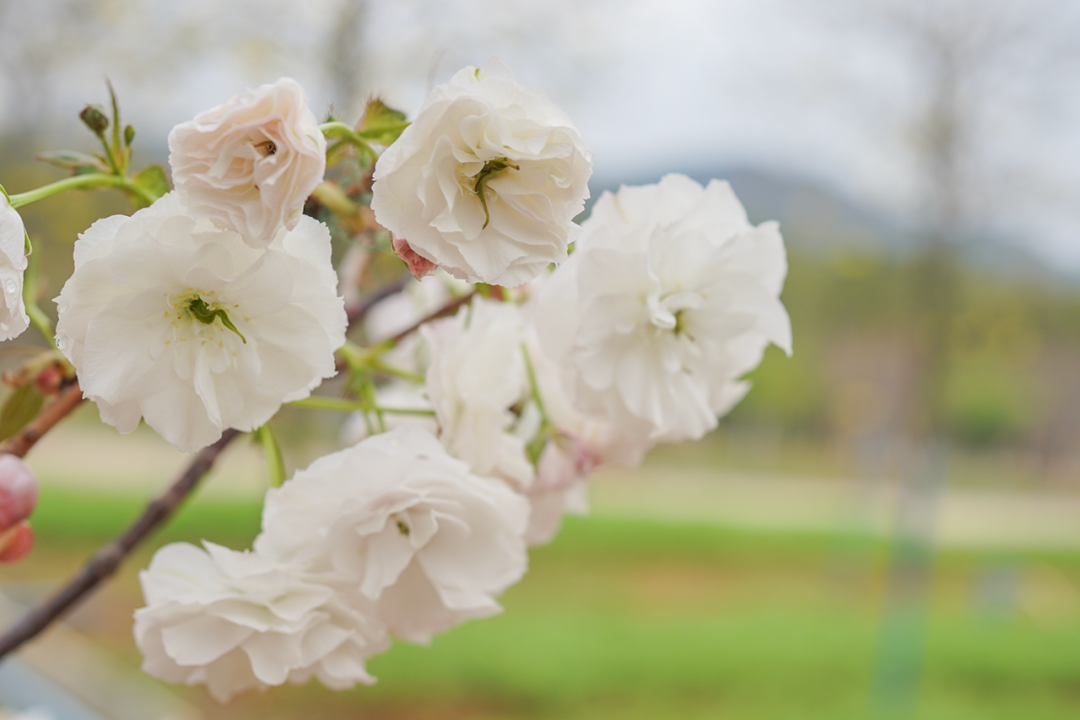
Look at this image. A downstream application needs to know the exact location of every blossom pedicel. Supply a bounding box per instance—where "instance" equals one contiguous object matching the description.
[169,78,327,248]
[372,57,593,287]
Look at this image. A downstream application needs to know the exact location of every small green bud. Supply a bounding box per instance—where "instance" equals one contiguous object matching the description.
[80,104,110,136]
[124,124,135,147]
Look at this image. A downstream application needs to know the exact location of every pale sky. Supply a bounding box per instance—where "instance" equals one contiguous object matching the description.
[3,0,1079,273]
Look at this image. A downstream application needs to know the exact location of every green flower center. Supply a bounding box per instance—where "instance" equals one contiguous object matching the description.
[186,295,246,344]
[472,157,519,230]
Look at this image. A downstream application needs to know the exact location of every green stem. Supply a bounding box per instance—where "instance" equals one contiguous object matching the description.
[358,121,411,138]
[288,395,434,417]
[22,240,55,351]
[25,303,55,352]
[336,339,392,372]
[255,423,287,488]
[371,358,425,384]
[319,121,357,137]
[318,122,376,164]
[7,174,155,209]
[521,343,549,420]
[521,343,555,465]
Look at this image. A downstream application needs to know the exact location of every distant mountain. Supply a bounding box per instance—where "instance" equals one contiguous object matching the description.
[587,165,1073,284]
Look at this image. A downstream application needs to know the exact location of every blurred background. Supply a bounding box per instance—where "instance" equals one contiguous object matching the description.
[0,0,1079,718]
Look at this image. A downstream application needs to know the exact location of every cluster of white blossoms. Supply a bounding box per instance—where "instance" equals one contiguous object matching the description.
[0,57,790,703]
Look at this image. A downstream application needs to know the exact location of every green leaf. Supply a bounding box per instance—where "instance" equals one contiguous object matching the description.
[36,150,110,175]
[0,384,44,442]
[357,98,409,145]
[128,164,170,208]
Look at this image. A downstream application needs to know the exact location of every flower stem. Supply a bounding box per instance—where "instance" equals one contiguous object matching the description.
[370,358,425,384]
[255,423,287,487]
[25,303,55,352]
[22,242,56,351]
[7,173,155,210]
[521,343,555,465]
[288,395,434,417]
[319,122,375,164]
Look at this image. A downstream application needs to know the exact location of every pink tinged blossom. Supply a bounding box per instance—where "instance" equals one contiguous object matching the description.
[0,454,37,530]
[392,235,438,280]
[0,454,37,563]
[169,78,327,248]
[0,523,33,563]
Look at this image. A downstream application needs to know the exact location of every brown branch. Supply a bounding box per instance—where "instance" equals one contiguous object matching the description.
[389,290,477,345]
[344,274,410,327]
[0,428,241,660]
[0,382,85,459]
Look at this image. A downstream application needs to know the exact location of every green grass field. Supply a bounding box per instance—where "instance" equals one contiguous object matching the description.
[9,487,1080,720]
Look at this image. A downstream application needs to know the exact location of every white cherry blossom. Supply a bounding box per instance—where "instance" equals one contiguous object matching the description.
[169,78,327,248]
[535,173,792,445]
[55,193,346,453]
[422,297,534,486]
[0,194,28,341]
[135,542,388,702]
[255,425,530,644]
[371,57,592,287]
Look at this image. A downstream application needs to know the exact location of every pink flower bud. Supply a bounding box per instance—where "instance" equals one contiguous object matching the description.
[35,362,64,396]
[392,234,438,280]
[0,521,33,563]
[0,454,38,531]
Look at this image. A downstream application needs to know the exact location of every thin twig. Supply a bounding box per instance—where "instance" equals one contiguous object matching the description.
[389,290,477,345]
[345,274,410,327]
[334,290,478,374]
[0,429,241,660]
[0,382,84,458]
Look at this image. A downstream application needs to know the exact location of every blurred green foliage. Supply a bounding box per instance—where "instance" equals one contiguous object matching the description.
[19,493,1080,720]
[731,247,1080,455]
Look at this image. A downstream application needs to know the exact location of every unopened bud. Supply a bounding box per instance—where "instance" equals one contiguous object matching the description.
[35,362,64,396]
[0,454,38,531]
[0,522,33,563]
[80,104,110,136]
[392,235,437,280]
